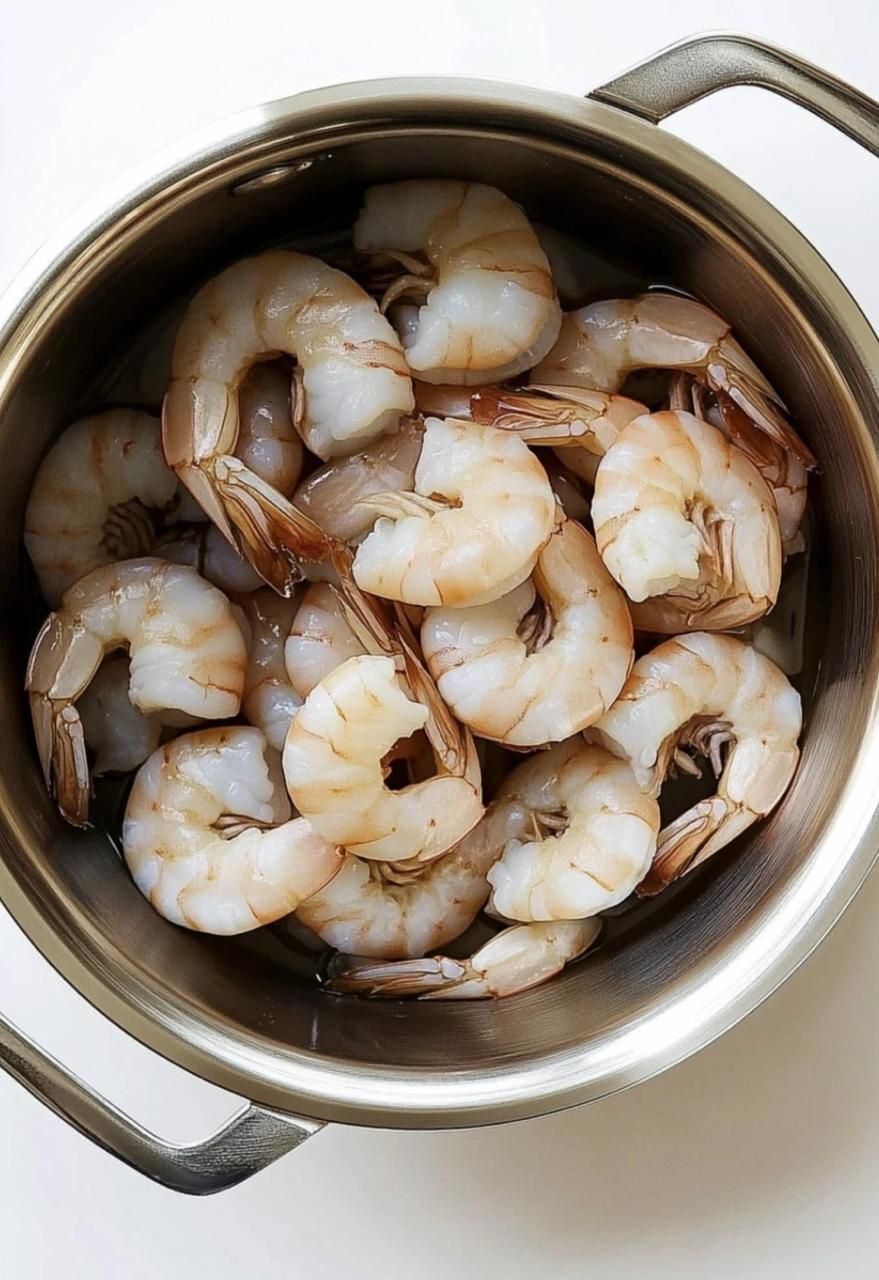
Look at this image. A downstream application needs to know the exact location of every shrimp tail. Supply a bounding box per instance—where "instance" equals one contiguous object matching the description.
[637,796,728,896]
[399,635,481,790]
[330,547,482,795]
[708,339,817,469]
[356,490,448,520]
[328,545,400,660]
[30,696,91,828]
[331,919,601,999]
[331,954,484,998]
[470,386,596,444]
[209,456,330,597]
[379,273,433,313]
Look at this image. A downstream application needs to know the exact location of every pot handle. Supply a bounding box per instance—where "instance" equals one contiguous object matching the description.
[0,1010,322,1194]
[589,31,879,155]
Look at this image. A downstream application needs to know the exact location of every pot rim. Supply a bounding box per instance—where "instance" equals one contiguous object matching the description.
[2,75,879,1128]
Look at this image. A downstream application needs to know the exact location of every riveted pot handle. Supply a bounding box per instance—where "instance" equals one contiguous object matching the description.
[0,1011,322,1194]
[590,32,879,156]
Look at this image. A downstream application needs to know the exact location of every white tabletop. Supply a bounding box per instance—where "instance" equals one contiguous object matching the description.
[2,2,878,1275]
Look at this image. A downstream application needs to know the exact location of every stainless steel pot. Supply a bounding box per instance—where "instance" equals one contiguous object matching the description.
[2,32,879,1195]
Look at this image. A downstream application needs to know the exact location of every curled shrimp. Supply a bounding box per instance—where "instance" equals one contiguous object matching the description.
[292,417,423,543]
[669,373,808,555]
[331,919,601,1000]
[284,582,365,700]
[283,653,483,865]
[78,656,163,775]
[533,292,816,467]
[239,589,302,752]
[354,180,561,384]
[592,632,802,895]
[485,738,659,921]
[592,410,782,632]
[421,517,633,747]
[162,250,413,592]
[26,558,247,826]
[353,416,557,607]
[295,796,530,958]
[24,410,178,607]
[123,727,342,935]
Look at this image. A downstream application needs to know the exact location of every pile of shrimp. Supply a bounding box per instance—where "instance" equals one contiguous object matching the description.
[22,180,812,1001]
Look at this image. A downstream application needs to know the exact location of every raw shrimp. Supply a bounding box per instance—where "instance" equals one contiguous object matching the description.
[591,410,782,632]
[283,654,483,864]
[157,523,264,594]
[235,363,303,496]
[668,374,808,554]
[24,410,177,607]
[26,558,247,826]
[239,590,302,751]
[284,582,365,700]
[295,796,531,958]
[471,384,646,483]
[162,250,413,592]
[533,292,816,467]
[412,383,474,418]
[169,361,305,526]
[354,181,561,384]
[123,727,342,934]
[592,632,802,895]
[353,417,557,607]
[78,656,162,775]
[331,918,601,999]
[485,739,659,921]
[421,518,633,746]
[292,417,423,543]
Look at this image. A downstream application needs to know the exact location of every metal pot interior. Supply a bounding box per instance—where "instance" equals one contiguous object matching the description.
[1,93,878,1122]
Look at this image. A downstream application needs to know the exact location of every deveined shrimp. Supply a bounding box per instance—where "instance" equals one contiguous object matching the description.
[353,416,557,607]
[592,632,802,895]
[292,417,423,543]
[284,654,483,865]
[239,590,302,752]
[485,739,659,921]
[331,918,601,999]
[421,517,632,747]
[533,292,816,467]
[162,250,414,593]
[295,795,530,958]
[592,410,782,632]
[284,582,365,701]
[354,181,561,384]
[26,558,247,826]
[668,374,808,555]
[78,656,163,775]
[24,410,178,607]
[123,727,342,934]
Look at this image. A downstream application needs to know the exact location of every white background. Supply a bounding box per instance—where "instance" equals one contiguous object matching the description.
[2,1,879,1275]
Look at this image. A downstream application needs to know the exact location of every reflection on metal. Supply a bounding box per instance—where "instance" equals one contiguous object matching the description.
[0,1012,322,1194]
